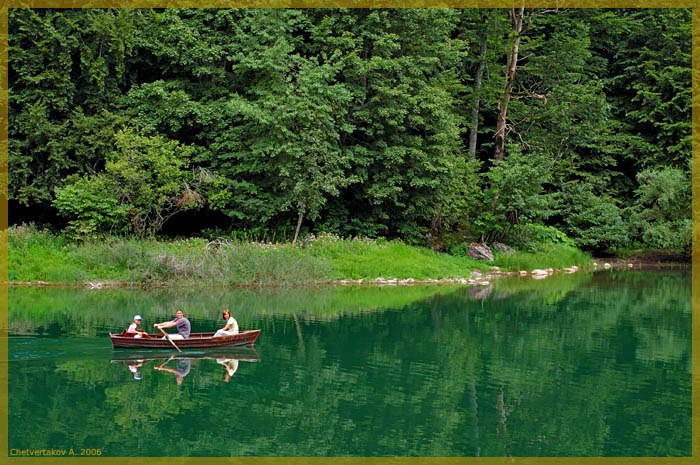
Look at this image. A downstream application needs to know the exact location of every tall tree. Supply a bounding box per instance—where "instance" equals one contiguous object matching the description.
[587,8,691,170]
[493,8,534,161]
[458,9,503,160]
[9,9,142,206]
[306,9,474,238]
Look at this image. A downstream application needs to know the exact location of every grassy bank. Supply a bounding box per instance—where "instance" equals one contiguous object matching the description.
[8,225,592,287]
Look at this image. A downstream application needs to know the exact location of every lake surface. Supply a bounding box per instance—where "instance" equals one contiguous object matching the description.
[6,270,691,457]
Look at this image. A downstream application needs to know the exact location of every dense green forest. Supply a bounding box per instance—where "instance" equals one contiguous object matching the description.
[9,8,692,253]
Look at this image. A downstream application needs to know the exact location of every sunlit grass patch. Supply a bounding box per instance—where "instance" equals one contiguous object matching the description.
[493,244,591,271]
[312,237,491,280]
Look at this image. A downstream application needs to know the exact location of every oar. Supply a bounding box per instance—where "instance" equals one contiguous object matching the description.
[157,354,177,369]
[158,327,182,352]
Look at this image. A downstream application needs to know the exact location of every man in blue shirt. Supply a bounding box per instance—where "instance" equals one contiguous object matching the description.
[154,309,191,340]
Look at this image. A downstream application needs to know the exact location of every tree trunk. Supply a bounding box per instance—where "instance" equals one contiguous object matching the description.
[489,9,532,232]
[292,313,305,359]
[470,383,481,457]
[292,211,304,245]
[494,8,527,161]
[468,15,489,159]
[496,385,512,455]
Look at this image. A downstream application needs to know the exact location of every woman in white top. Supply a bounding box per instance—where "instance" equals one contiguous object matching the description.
[213,309,239,338]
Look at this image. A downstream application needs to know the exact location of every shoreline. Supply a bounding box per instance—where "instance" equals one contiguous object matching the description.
[12,225,689,291]
[7,259,689,290]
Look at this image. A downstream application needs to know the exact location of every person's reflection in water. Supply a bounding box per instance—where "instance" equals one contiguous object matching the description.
[154,357,191,385]
[127,360,145,380]
[217,358,239,383]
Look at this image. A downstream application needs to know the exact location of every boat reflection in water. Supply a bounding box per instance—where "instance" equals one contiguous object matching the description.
[112,347,259,384]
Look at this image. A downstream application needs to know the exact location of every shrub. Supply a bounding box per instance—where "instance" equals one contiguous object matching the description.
[53,129,207,238]
[474,145,558,242]
[629,166,691,252]
[54,176,129,238]
[557,182,630,251]
[506,223,576,252]
[447,241,471,257]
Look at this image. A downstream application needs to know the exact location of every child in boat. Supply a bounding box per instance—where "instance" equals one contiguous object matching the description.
[213,309,239,338]
[126,315,147,338]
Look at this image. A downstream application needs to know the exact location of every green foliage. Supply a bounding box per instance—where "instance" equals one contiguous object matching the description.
[557,182,630,251]
[445,241,471,258]
[10,226,600,286]
[8,8,691,254]
[476,146,557,242]
[507,223,576,253]
[74,237,150,272]
[633,166,691,222]
[201,225,297,244]
[221,46,354,225]
[53,175,129,237]
[8,224,598,286]
[507,12,615,172]
[432,157,483,234]
[590,9,691,168]
[305,9,474,237]
[54,129,204,237]
[288,233,494,280]
[8,224,85,282]
[9,9,142,205]
[629,166,691,251]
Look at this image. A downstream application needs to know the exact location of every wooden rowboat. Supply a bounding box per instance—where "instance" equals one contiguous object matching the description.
[109,330,260,349]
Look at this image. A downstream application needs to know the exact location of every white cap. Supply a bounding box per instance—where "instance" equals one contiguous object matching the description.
[134,315,142,321]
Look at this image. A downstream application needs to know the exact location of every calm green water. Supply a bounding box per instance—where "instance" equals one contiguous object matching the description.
[7,270,691,457]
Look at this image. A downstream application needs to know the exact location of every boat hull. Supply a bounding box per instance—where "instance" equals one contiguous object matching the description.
[109,330,260,349]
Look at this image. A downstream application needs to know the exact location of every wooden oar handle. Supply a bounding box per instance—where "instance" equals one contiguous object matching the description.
[158,326,182,352]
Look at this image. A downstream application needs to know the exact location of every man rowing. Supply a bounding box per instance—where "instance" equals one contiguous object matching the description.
[154,309,191,340]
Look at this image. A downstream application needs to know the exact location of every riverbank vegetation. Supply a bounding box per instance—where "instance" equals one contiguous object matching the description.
[9,224,591,286]
[9,8,691,267]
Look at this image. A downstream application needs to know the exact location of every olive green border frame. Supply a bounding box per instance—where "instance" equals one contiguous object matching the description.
[0,1,696,463]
